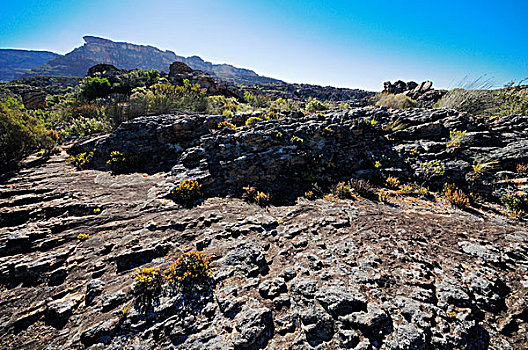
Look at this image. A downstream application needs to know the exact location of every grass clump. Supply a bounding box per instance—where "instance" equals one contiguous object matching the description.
[516,163,528,175]
[443,183,470,209]
[375,93,417,109]
[67,150,94,170]
[378,189,393,204]
[446,129,467,148]
[501,194,523,217]
[472,158,498,174]
[170,179,202,203]
[333,182,353,199]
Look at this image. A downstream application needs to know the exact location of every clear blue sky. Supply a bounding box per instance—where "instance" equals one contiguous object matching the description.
[1,0,526,90]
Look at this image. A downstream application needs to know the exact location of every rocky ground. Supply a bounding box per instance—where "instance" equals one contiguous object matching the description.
[1,108,528,349]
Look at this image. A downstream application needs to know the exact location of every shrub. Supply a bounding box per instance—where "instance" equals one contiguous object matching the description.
[304,191,316,200]
[501,194,522,213]
[385,176,401,189]
[443,184,470,209]
[290,135,304,145]
[243,186,271,206]
[516,163,528,175]
[378,189,393,204]
[80,77,112,100]
[67,150,94,170]
[305,97,328,112]
[0,98,58,170]
[348,178,376,199]
[245,117,263,126]
[420,160,446,183]
[446,129,467,148]
[218,121,236,130]
[164,251,212,290]
[77,233,89,240]
[170,179,202,203]
[134,267,163,296]
[106,151,129,174]
[375,93,417,109]
[333,182,353,199]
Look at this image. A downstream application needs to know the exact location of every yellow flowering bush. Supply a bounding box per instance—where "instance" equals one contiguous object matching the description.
[67,150,94,170]
[77,233,89,240]
[170,179,202,202]
[218,121,236,130]
[385,176,401,189]
[164,251,212,289]
[134,267,163,296]
[243,186,271,206]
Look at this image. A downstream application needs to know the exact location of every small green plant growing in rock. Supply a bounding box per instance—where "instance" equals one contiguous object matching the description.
[385,176,401,189]
[378,189,393,204]
[77,233,89,240]
[446,129,467,148]
[164,251,212,291]
[106,151,128,174]
[218,121,236,130]
[243,186,271,206]
[290,135,304,145]
[501,195,523,217]
[420,160,446,183]
[93,208,101,214]
[170,179,202,203]
[409,149,420,157]
[374,161,382,168]
[443,183,470,209]
[67,150,94,170]
[245,117,263,126]
[304,190,316,200]
[275,131,283,139]
[333,182,353,199]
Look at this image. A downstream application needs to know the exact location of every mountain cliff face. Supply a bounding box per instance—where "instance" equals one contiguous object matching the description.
[0,49,59,82]
[25,36,281,85]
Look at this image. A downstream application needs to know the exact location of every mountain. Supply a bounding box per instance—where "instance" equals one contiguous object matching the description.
[0,49,59,82]
[24,36,281,85]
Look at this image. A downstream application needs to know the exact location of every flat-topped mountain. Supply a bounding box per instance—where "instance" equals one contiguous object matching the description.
[0,49,59,82]
[23,36,281,85]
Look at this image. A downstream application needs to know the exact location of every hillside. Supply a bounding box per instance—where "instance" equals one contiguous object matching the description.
[24,36,282,85]
[0,49,59,82]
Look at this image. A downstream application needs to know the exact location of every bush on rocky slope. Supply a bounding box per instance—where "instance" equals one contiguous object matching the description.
[0,97,58,170]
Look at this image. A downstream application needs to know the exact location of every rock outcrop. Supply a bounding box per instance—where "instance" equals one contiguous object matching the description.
[71,107,528,204]
[383,80,447,108]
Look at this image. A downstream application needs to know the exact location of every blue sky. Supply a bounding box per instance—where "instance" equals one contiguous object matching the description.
[0,0,526,90]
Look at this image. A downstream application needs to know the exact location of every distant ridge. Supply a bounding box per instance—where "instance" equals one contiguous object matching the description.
[22,36,282,85]
[0,49,59,82]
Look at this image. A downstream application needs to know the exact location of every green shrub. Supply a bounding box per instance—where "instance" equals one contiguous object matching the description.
[375,93,418,109]
[0,98,58,170]
[333,182,353,199]
[80,77,112,100]
[305,97,328,112]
